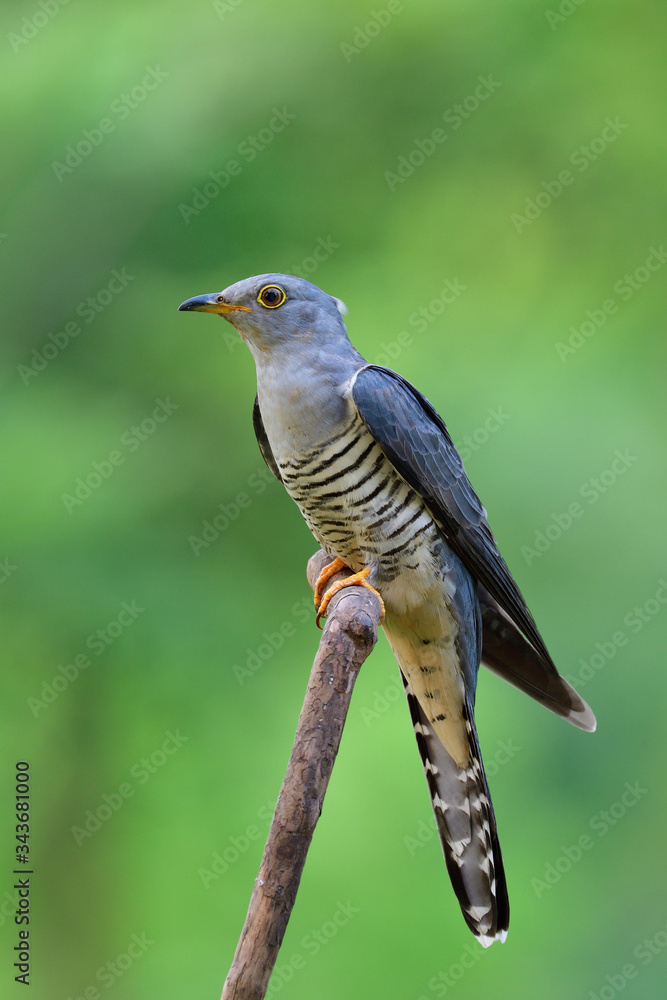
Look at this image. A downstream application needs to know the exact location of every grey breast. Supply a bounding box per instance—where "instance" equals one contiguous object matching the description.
[276,412,437,579]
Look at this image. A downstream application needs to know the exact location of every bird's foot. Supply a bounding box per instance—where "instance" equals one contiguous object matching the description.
[315,565,385,629]
[313,557,348,609]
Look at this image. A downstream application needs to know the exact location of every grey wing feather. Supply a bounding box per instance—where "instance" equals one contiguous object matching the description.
[253,395,282,482]
[352,365,596,731]
[479,586,596,731]
[352,365,556,670]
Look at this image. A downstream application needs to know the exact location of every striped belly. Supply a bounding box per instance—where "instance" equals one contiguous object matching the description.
[275,413,441,612]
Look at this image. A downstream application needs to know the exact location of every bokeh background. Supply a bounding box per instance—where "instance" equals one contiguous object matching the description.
[2,1,666,998]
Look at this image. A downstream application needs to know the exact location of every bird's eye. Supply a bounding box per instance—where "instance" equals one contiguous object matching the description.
[216,295,225,303]
[257,285,286,308]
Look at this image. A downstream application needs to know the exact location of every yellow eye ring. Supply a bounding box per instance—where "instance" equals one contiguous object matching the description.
[257,284,286,309]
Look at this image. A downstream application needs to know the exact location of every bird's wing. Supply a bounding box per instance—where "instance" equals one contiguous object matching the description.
[253,395,282,482]
[350,365,556,671]
[478,586,596,731]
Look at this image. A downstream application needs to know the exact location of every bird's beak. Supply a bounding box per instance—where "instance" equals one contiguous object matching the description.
[178,293,252,316]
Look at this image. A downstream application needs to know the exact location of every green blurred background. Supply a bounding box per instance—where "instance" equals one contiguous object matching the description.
[2,1,666,997]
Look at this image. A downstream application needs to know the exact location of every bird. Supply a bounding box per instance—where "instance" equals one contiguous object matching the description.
[179,273,596,948]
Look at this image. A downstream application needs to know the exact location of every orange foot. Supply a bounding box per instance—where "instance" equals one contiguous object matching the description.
[313,557,348,609]
[315,565,386,629]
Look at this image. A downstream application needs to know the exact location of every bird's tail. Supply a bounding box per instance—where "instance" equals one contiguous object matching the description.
[401,671,510,947]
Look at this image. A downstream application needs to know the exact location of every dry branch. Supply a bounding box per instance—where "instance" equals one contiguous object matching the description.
[220,550,383,1000]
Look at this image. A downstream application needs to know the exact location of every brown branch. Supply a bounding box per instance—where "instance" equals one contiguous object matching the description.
[220,551,383,1000]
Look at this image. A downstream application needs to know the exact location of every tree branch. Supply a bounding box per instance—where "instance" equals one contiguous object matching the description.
[220,550,383,1000]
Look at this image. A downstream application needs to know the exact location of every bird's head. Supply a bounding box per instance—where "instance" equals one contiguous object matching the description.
[178,273,350,361]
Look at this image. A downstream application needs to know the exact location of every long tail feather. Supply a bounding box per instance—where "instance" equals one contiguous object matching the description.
[402,671,509,946]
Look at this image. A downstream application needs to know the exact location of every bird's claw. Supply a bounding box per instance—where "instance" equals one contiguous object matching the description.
[315,565,386,628]
[313,557,347,609]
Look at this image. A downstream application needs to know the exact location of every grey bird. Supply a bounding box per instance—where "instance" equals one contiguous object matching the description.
[179,273,596,947]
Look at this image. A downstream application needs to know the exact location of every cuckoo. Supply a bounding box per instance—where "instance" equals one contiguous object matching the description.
[179,273,596,947]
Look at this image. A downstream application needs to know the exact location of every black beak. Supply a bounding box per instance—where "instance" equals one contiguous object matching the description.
[178,293,219,312]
